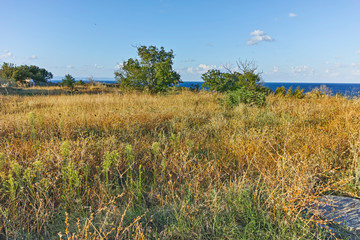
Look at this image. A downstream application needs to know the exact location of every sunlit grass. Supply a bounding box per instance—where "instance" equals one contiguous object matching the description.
[0,89,359,239]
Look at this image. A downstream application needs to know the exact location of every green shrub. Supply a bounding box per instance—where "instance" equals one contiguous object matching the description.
[102,150,120,192]
[225,88,266,107]
[61,74,76,90]
[286,86,293,97]
[293,86,305,99]
[201,61,267,93]
[275,86,286,96]
[75,80,85,85]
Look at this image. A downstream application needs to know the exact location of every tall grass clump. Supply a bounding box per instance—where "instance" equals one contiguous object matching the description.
[225,87,267,107]
[102,150,120,193]
[0,89,359,238]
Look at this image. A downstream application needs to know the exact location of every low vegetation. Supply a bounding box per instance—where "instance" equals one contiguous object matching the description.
[0,88,359,239]
[275,86,305,99]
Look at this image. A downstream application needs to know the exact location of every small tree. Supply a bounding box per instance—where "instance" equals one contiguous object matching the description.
[115,45,181,93]
[0,63,16,81]
[62,74,76,91]
[201,69,238,92]
[202,60,264,92]
[236,60,262,91]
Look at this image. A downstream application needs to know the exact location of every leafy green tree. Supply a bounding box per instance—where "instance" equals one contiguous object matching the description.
[0,63,16,80]
[28,65,53,82]
[12,66,30,82]
[115,45,181,93]
[202,60,263,92]
[0,62,52,83]
[62,74,76,90]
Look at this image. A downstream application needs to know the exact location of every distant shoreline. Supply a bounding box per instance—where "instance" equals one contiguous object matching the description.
[49,78,360,84]
[48,79,360,96]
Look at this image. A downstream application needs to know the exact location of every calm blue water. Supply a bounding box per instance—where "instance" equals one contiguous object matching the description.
[50,78,360,96]
[179,81,360,96]
[263,82,360,96]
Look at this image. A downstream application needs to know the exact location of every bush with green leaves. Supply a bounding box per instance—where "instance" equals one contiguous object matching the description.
[293,86,305,99]
[286,86,293,97]
[275,86,286,96]
[201,60,266,93]
[275,86,305,99]
[75,79,85,86]
[225,87,267,107]
[201,69,239,92]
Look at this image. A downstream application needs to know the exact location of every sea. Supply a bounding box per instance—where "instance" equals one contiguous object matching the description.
[50,78,360,96]
[179,81,360,96]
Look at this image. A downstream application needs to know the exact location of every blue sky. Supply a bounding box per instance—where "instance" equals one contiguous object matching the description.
[1,0,360,82]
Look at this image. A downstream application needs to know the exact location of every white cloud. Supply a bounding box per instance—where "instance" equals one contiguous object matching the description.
[27,55,38,60]
[323,62,360,77]
[291,65,308,73]
[352,69,360,76]
[334,63,347,69]
[273,66,279,73]
[187,64,217,74]
[0,50,14,60]
[288,13,297,18]
[246,30,274,45]
[290,65,314,76]
[94,64,103,69]
[66,65,73,69]
[357,50,360,55]
[182,59,196,63]
[325,69,339,77]
[351,63,360,76]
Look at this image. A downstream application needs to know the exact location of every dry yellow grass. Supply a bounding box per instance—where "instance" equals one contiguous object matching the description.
[0,90,359,239]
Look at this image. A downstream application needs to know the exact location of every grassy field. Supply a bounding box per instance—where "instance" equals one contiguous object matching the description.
[0,88,359,239]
